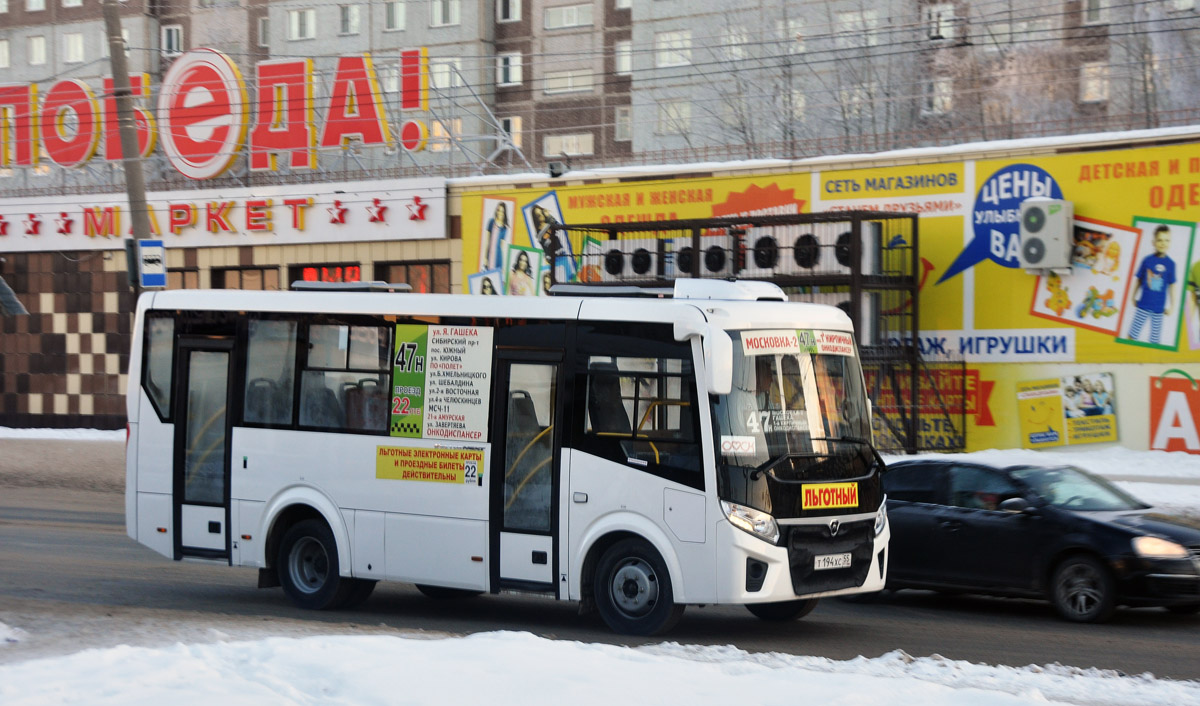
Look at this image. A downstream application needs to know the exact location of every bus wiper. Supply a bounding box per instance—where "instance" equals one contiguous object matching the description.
[750,453,812,480]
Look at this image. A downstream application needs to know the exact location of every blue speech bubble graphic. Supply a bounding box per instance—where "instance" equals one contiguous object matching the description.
[937,163,1063,284]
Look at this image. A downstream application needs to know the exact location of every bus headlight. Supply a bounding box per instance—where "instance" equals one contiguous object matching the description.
[874,500,888,537]
[721,500,779,544]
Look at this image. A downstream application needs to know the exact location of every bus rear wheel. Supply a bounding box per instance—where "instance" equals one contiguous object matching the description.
[594,538,684,636]
[746,599,819,621]
[278,519,350,610]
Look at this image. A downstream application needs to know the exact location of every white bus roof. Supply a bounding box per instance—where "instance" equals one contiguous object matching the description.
[141,280,855,333]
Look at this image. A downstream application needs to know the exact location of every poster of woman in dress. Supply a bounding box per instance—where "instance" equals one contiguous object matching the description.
[479,198,515,272]
[522,191,576,283]
[505,244,542,296]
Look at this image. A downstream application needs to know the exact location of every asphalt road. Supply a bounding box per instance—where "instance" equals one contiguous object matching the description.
[1,439,1198,678]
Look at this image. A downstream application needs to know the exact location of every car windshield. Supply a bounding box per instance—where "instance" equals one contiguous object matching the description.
[712,330,870,471]
[1011,466,1148,511]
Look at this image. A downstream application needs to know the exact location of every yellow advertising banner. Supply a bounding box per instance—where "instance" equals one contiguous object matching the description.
[462,174,811,295]
[376,446,484,485]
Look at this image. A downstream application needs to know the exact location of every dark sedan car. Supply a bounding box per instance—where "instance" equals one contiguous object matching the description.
[881,459,1200,622]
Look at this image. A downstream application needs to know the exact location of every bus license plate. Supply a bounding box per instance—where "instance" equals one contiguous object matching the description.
[814,553,852,570]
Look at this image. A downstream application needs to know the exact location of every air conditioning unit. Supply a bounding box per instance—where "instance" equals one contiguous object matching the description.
[1018,198,1073,270]
[670,235,734,278]
[599,238,661,282]
[738,226,790,279]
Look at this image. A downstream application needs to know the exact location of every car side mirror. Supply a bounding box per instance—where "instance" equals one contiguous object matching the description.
[999,497,1034,514]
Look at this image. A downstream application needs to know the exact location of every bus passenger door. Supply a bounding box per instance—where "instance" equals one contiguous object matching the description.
[490,355,563,593]
[173,337,234,561]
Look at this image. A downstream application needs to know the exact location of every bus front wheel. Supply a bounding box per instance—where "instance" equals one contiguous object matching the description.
[594,538,684,636]
[278,519,350,610]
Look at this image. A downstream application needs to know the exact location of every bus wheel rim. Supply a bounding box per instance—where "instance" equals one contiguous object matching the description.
[289,536,329,594]
[610,558,658,618]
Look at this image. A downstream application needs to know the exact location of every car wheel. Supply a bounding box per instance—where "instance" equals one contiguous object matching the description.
[277,519,351,610]
[1166,603,1200,615]
[594,538,684,636]
[746,599,819,621]
[415,584,484,599]
[1050,555,1116,623]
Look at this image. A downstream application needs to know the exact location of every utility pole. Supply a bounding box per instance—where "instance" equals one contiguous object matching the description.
[102,0,153,294]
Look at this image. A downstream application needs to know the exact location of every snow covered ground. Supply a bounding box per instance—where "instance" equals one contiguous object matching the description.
[1,428,1198,705]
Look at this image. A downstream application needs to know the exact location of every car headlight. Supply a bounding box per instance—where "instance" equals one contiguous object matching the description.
[721,500,779,544]
[874,499,888,536]
[1132,536,1189,559]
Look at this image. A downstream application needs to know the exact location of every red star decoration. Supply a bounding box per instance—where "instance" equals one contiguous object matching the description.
[0,216,8,236]
[24,214,41,236]
[367,198,388,223]
[407,195,428,221]
[328,200,348,224]
[55,212,74,235]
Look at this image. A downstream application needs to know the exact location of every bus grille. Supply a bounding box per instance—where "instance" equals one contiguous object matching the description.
[785,519,875,595]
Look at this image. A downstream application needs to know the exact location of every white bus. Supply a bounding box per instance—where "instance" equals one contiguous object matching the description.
[125,279,889,635]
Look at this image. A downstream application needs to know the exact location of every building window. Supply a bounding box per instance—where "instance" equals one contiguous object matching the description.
[26,0,44,10]
[258,17,269,46]
[385,1,405,30]
[1080,62,1109,102]
[1083,0,1104,24]
[927,4,955,39]
[431,0,460,26]
[428,118,462,152]
[379,65,399,92]
[1173,0,1195,9]
[500,116,522,148]
[615,40,632,74]
[497,0,520,22]
[923,77,953,114]
[28,36,46,66]
[340,5,361,34]
[777,18,804,53]
[375,261,451,293]
[288,9,316,40]
[543,69,592,94]
[722,26,749,61]
[840,84,871,120]
[614,106,631,142]
[654,30,691,67]
[0,0,8,12]
[544,3,591,29]
[430,57,462,89]
[63,32,84,63]
[62,0,82,7]
[497,53,523,86]
[213,267,282,290]
[615,0,629,8]
[167,269,201,289]
[543,132,594,157]
[161,25,183,56]
[786,91,806,120]
[0,40,8,69]
[656,100,690,134]
[835,10,878,48]
[287,263,361,285]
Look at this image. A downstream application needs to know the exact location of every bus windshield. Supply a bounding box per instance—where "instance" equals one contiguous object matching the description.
[712,330,870,471]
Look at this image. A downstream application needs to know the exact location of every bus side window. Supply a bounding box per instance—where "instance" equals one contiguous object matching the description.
[144,315,175,420]
[243,319,297,426]
[298,322,392,432]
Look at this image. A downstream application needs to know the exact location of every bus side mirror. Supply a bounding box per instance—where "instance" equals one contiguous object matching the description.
[674,321,732,395]
[704,327,733,395]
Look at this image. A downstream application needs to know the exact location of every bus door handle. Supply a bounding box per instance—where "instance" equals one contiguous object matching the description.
[573,492,588,504]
